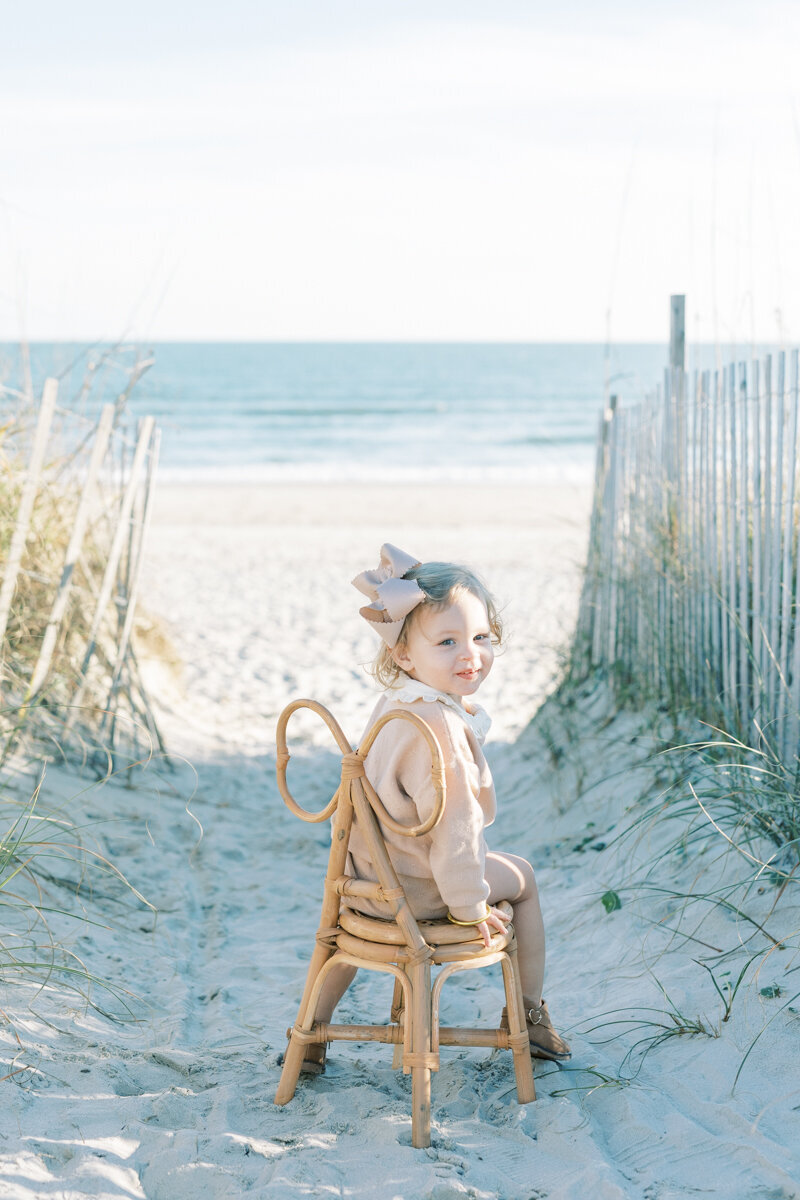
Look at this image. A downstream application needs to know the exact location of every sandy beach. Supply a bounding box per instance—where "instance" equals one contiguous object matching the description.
[140,483,593,753]
[6,0,800,1193]
[3,479,800,1199]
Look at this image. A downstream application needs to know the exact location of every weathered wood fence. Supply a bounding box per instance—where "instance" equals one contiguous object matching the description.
[575,345,800,766]
[0,369,162,770]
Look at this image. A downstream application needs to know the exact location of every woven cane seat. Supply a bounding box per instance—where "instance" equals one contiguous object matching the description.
[338,899,514,947]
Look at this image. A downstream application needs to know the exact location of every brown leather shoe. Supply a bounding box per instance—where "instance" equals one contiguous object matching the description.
[276,1041,327,1075]
[500,999,572,1061]
[525,999,571,1061]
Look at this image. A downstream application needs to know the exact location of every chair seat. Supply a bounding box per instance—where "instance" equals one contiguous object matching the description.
[338,900,515,962]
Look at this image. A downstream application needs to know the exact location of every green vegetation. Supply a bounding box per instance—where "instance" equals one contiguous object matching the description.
[0,354,161,1042]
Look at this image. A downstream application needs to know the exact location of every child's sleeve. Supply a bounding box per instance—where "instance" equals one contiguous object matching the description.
[400,705,494,924]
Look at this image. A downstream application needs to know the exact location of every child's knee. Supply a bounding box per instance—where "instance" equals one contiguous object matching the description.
[517,856,536,896]
[509,853,537,901]
[487,850,536,901]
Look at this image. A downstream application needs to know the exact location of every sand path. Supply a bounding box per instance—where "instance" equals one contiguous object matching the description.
[3,483,800,1198]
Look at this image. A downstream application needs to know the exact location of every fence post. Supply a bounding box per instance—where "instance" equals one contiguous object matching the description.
[670,295,685,372]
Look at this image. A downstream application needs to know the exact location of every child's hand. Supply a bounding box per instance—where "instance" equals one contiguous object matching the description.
[476,905,511,949]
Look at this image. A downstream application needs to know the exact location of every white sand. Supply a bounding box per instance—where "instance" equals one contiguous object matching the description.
[2,480,800,1199]
[139,483,593,754]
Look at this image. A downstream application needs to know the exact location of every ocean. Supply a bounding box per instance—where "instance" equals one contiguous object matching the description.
[2,342,677,484]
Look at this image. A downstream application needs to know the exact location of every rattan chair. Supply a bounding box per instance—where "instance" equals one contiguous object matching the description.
[273,699,536,1148]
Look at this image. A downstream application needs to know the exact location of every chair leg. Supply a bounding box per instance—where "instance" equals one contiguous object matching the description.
[274,943,334,1106]
[502,947,536,1104]
[390,976,405,1070]
[275,1033,310,1105]
[409,959,433,1148]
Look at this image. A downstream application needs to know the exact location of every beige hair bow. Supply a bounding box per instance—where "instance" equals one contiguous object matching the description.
[352,543,425,647]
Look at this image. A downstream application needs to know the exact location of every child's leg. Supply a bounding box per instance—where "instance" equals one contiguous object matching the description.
[291,961,356,1072]
[486,851,570,1060]
[316,855,544,1013]
[312,962,357,1024]
[484,850,545,1004]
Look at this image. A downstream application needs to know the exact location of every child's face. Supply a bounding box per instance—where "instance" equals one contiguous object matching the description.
[392,590,494,700]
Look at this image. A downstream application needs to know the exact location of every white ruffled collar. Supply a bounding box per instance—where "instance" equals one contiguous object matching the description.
[386,674,492,743]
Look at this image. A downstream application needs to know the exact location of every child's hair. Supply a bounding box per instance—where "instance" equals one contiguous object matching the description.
[371,561,503,687]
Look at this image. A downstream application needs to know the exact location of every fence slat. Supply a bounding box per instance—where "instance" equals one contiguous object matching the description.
[576,341,800,768]
[776,353,799,747]
[101,425,161,756]
[0,378,58,650]
[64,415,156,735]
[27,404,115,699]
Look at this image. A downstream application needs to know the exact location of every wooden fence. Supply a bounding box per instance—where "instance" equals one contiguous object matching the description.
[0,370,162,771]
[575,348,800,767]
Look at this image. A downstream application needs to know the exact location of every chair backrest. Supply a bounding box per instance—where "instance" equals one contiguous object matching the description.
[276,699,447,956]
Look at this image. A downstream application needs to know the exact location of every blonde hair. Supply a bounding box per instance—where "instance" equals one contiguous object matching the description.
[371,561,503,688]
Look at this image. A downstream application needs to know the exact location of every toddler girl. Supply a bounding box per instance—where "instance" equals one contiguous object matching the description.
[314,543,570,1063]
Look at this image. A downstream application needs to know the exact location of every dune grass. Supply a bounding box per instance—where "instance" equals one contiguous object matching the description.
[0,353,162,1042]
[0,766,154,1023]
[550,674,800,1091]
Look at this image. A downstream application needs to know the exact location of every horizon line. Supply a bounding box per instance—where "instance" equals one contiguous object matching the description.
[1,336,782,348]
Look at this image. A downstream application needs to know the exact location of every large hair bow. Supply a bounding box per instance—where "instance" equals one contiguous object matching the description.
[352,543,425,647]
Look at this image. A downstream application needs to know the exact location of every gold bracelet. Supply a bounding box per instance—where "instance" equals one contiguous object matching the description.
[447,906,491,926]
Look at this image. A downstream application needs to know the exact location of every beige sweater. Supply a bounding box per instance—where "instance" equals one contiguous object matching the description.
[347,681,495,923]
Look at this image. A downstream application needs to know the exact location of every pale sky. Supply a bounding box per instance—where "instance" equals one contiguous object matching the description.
[2,0,800,343]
